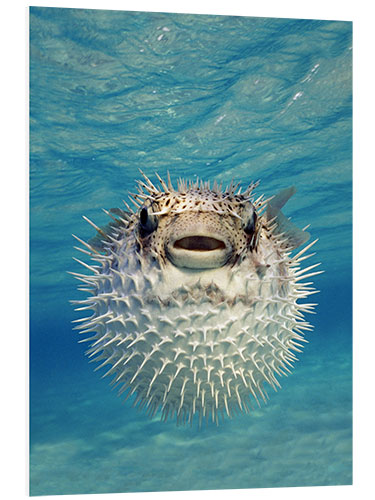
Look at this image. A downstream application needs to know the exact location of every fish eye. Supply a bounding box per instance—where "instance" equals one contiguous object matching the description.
[140,207,148,226]
[139,206,158,235]
[242,205,257,235]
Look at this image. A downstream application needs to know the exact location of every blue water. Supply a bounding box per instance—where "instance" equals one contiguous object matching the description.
[29,7,352,496]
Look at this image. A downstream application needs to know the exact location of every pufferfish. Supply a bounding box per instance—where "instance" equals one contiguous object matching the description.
[71,172,321,426]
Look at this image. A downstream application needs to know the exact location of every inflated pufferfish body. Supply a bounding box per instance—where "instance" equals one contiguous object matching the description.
[71,172,321,426]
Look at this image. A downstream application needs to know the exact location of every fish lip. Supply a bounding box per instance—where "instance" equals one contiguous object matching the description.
[166,232,232,269]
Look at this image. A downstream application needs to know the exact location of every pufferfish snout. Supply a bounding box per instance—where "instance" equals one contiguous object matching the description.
[166,212,233,269]
[71,172,322,426]
[166,210,252,269]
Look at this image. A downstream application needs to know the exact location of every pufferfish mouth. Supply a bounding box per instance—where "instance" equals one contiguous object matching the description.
[167,233,232,269]
[173,236,226,252]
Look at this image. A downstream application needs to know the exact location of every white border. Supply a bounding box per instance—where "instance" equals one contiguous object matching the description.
[2,1,374,499]
[21,0,355,20]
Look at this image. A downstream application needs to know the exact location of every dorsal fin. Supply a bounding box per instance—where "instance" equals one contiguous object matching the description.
[266,186,310,249]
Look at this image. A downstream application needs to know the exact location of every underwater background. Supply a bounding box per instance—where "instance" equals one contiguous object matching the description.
[29,6,352,496]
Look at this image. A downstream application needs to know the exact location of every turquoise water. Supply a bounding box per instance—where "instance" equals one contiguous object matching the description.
[29,7,352,496]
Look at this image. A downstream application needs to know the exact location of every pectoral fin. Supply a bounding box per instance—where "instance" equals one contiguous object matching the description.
[266,186,310,249]
[88,208,131,252]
